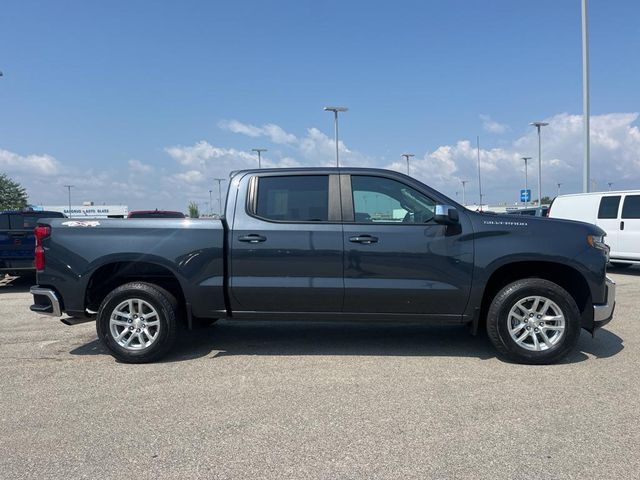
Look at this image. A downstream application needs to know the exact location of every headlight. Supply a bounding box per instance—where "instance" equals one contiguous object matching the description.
[587,234,609,258]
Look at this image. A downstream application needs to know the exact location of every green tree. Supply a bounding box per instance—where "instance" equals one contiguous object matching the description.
[0,173,28,210]
[188,201,200,218]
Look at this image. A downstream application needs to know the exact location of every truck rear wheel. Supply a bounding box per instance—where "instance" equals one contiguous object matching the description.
[97,282,179,363]
[486,278,581,364]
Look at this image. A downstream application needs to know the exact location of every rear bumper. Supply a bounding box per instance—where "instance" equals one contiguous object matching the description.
[30,286,62,317]
[593,276,615,329]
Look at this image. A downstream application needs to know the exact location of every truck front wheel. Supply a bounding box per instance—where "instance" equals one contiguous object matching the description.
[97,282,179,363]
[486,278,582,364]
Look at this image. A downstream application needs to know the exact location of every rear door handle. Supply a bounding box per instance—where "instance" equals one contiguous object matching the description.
[238,234,267,243]
[620,221,625,231]
[349,235,378,244]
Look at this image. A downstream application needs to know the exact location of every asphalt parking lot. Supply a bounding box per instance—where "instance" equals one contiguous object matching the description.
[1,270,639,480]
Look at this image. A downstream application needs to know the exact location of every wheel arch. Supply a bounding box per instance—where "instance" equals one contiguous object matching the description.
[85,260,188,325]
[478,261,592,331]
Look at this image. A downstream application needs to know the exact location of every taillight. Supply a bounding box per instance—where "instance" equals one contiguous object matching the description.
[34,225,51,271]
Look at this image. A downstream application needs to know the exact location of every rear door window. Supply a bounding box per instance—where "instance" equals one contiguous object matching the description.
[622,195,640,219]
[598,196,621,219]
[8,214,23,229]
[255,175,329,222]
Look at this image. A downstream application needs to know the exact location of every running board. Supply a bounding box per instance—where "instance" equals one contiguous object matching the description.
[60,317,95,326]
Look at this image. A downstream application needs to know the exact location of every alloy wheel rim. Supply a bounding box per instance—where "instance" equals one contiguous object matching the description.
[507,296,565,352]
[109,298,160,351]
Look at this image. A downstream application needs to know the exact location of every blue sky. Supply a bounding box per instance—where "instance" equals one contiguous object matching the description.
[1,0,639,211]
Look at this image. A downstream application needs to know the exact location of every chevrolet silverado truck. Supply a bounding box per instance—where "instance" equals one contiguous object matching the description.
[29,168,616,364]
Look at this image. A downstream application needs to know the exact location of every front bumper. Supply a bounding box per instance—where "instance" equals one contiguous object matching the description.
[30,286,62,317]
[593,275,615,329]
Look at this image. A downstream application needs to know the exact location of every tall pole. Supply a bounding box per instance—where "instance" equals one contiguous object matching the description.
[64,185,74,218]
[582,0,591,193]
[251,148,267,169]
[401,153,415,176]
[476,136,483,208]
[209,189,213,216]
[214,178,225,215]
[557,183,562,197]
[324,106,348,167]
[461,180,468,206]
[530,122,549,205]
[608,182,613,191]
[522,157,531,205]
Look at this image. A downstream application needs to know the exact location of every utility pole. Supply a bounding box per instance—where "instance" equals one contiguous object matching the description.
[323,106,348,167]
[401,153,415,176]
[214,178,225,215]
[461,180,468,206]
[582,0,591,192]
[530,122,549,206]
[64,185,74,218]
[251,148,267,169]
[476,136,483,208]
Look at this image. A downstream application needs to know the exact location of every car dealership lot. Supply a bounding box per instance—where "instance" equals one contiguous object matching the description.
[1,272,639,480]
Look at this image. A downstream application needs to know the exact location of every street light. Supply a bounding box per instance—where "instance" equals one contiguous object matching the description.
[461,180,468,206]
[608,182,613,191]
[582,0,591,192]
[213,178,225,215]
[251,148,267,169]
[401,153,415,176]
[208,189,213,216]
[323,106,348,167]
[530,122,549,205]
[63,185,74,218]
[521,157,531,204]
[557,183,562,196]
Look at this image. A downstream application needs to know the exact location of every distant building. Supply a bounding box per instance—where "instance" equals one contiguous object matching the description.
[35,203,128,218]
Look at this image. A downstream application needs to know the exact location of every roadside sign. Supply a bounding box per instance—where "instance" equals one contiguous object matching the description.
[520,189,531,202]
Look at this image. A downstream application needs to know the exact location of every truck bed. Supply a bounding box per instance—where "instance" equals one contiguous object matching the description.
[35,218,227,319]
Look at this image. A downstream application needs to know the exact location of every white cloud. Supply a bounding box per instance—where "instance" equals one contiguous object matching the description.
[6,111,639,212]
[0,148,61,176]
[128,159,153,173]
[480,114,508,134]
[390,112,640,204]
[218,119,298,144]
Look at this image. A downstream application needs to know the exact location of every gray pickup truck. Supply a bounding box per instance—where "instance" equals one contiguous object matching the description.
[30,168,615,364]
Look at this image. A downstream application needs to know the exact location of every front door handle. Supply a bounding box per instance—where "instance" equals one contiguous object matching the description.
[349,235,378,244]
[238,234,267,243]
[621,221,625,231]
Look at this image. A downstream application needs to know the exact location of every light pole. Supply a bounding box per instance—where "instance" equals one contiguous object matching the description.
[213,178,225,215]
[530,122,549,206]
[557,183,562,197]
[582,0,591,192]
[323,106,348,167]
[208,189,213,216]
[461,180,468,206]
[251,148,267,169]
[521,157,531,204]
[401,153,415,176]
[63,185,74,218]
[608,182,613,191]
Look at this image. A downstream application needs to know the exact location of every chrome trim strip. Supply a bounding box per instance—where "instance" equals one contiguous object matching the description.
[593,276,616,323]
[30,286,62,317]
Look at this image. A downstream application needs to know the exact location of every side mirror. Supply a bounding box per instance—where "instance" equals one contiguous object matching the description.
[434,204,459,225]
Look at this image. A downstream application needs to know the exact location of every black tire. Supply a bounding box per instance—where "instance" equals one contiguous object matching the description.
[486,278,582,365]
[97,282,179,363]
[609,262,633,269]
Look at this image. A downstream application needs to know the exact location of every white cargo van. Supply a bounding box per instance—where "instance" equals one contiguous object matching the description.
[549,191,640,267]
